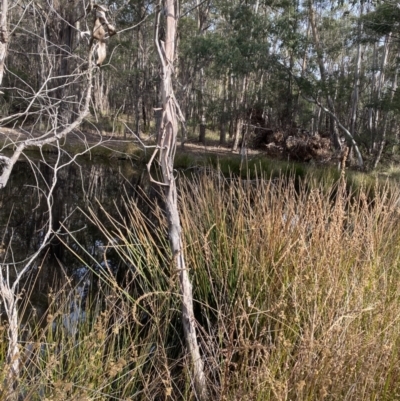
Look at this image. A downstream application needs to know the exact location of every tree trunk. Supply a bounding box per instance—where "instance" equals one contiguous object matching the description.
[232,76,247,151]
[308,1,342,151]
[293,3,309,124]
[348,1,363,137]
[0,0,9,89]
[372,33,391,158]
[196,0,209,144]
[219,74,227,145]
[150,2,208,399]
[228,71,234,139]
[373,48,398,169]
[0,278,19,401]
[198,67,206,144]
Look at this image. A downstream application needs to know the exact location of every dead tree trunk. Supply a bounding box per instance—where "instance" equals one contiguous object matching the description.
[0,0,9,89]
[148,1,208,400]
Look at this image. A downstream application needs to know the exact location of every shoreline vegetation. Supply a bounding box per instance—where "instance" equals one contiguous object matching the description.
[2,124,400,183]
[2,159,400,399]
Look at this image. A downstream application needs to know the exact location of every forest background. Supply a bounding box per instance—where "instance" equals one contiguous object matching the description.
[2,0,400,168]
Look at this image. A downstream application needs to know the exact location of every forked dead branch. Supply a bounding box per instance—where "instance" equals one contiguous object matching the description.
[0,3,102,397]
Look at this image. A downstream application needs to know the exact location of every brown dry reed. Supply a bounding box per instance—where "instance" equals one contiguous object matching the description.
[2,169,400,400]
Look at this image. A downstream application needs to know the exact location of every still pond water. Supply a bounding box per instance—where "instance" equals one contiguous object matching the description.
[0,153,151,318]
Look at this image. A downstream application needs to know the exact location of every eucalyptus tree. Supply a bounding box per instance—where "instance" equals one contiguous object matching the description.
[178,0,216,142]
[348,1,364,141]
[185,0,211,144]
[149,1,208,399]
[107,0,156,134]
[308,0,343,150]
[362,1,400,167]
[180,0,274,148]
[267,0,307,128]
[288,0,362,166]
[0,0,9,89]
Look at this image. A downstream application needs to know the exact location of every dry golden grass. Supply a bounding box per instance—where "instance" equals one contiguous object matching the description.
[181,171,400,400]
[2,169,400,400]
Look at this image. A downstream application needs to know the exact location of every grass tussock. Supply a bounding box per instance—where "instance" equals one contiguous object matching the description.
[2,169,400,400]
[180,172,400,400]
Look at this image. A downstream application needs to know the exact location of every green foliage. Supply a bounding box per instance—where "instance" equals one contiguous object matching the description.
[363,3,400,35]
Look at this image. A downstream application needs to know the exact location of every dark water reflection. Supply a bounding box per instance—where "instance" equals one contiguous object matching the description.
[0,154,148,316]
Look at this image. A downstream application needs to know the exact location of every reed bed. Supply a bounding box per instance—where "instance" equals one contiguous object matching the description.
[180,172,400,400]
[2,170,400,400]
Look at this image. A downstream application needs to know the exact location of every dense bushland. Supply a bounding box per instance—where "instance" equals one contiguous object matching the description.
[1,170,400,400]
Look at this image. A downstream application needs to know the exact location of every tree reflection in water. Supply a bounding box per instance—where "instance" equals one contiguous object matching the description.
[0,156,142,320]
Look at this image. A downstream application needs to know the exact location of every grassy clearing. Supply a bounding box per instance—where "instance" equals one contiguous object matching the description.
[2,168,400,399]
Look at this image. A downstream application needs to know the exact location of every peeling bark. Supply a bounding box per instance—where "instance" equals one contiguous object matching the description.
[0,0,9,89]
[148,1,208,399]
